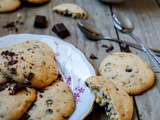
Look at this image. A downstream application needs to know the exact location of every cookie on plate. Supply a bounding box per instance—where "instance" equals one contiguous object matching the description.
[0,40,58,89]
[86,76,133,120]
[26,81,75,120]
[99,52,155,95]
[53,3,88,19]
[21,0,50,5]
[0,0,21,13]
[0,86,36,120]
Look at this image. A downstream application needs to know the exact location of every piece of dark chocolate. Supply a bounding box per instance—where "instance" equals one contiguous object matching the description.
[90,54,98,60]
[8,83,26,95]
[34,15,48,28]
[52,23,70,39]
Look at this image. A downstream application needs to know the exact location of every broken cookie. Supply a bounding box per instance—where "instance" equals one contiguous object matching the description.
[53,3,88,19]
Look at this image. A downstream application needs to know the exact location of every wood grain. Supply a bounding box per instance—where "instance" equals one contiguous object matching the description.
[112,0,160,120]
[0,0,160,119]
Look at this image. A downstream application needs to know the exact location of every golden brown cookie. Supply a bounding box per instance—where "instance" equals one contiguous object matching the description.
[86,76,133,120]
[0,40,58,89]
[0,87,36,120]
[23,0,50,5]
[99,52,155,95]
[53,3,88,19]
[0,0,21,13]
[27,81,75,120]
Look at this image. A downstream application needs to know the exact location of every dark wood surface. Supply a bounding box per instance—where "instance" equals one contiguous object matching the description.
[0,0,160,120]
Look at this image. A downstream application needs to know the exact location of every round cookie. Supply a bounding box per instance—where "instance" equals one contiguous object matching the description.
[0,0,21,13]
[99,52,155,95]
[0,87,36,120]
[0,40,58,89]
[27,81,75,120]
[22,0,50,5]
[86,76,133,120]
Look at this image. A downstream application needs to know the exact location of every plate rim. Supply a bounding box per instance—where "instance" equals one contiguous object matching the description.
[0,33,96,120]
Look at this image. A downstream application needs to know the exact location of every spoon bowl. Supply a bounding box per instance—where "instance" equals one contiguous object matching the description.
[77,20,103,40]
[112,13,160,71]
[112,13,134,33]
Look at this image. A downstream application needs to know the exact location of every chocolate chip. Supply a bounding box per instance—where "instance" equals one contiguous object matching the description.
[46,99,53,106]
[26,73,34,81]
[39,94,43,98]
[1,50,16,57]
[8,83,26,95]
[24,73,34,85]
[21,57,24,60]
[85,82,89,87]
[46,109,53,114]
[8,60,18,65]
[52,23,70,39]
[89,54,98,60]
[34,15,48,28]
[27,48,32,51]
[10,68,17,74]
[125,68,132,72]
[57,73,62,80]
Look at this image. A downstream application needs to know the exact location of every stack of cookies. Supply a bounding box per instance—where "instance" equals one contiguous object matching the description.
[86,52,155,120]
[0,41,76,120]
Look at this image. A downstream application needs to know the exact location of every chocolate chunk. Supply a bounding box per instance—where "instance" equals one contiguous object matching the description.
[89,54,98,60]
[125,68,132,72]
[1,50,16,57]
[52,23,70,39]
[46,109,53,114]
[39,94,43,98]
[46,99,53,106]
[57,73,62,80]
[34,15,48,28]
[8,60,18,65]
[24,73,34,85]
[120,42,131,52]
[27,73,34,81]
[8,83,26,95]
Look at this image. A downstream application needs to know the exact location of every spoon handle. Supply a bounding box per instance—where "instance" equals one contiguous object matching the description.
[102,37,160,55]
[129,33,160,71]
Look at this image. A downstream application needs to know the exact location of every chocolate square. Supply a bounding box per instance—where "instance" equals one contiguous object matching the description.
[34,15,48,28]
[52,23,70,39]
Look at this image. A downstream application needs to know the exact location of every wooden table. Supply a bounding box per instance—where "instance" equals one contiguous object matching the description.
[0,0,160,120]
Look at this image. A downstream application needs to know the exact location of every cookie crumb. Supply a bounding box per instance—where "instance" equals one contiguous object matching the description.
[120,42,131,52]
[90,54,98,60]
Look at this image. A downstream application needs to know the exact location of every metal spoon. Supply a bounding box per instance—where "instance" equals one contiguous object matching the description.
[112,13,160,71]
[77,20,160,56]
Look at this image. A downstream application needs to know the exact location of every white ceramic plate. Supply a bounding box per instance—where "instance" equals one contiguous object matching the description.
[0,34,95,120]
